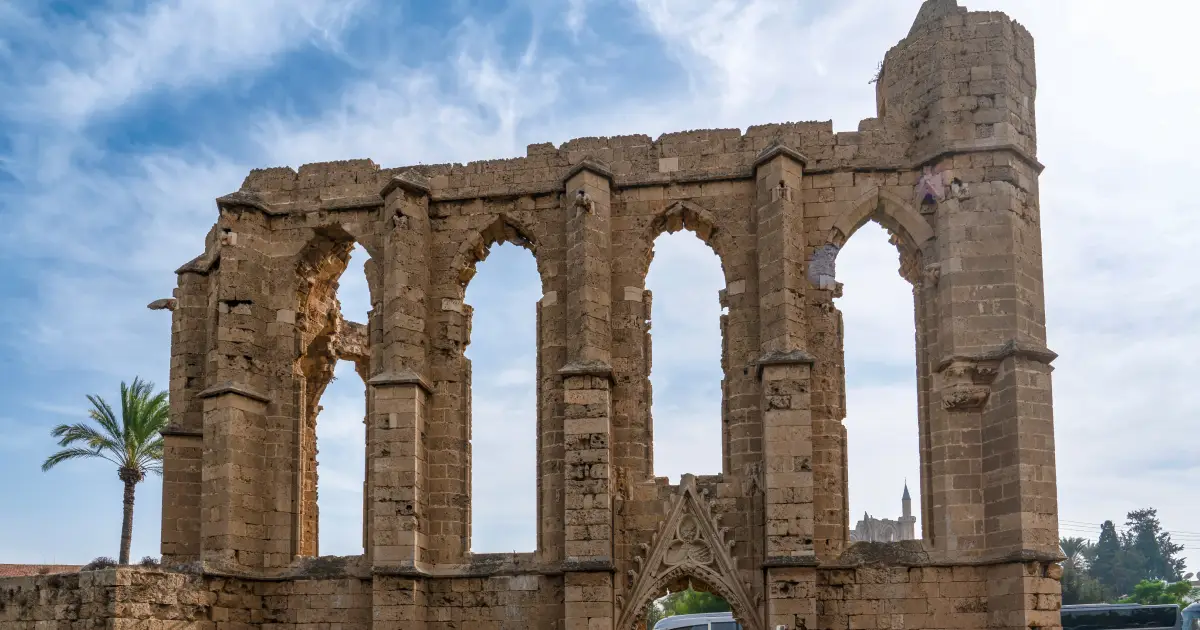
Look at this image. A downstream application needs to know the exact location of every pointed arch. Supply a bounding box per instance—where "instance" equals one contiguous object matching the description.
[639,200,732,281]
[289,226,375,557]
[828,186,934,255]
[617,476,762,630]
[449,214,543,293]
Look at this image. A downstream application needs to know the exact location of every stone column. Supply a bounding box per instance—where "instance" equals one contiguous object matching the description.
[752,145,818,630]
[560,160,615,630]
[197,208,287,572]
[752,146,816,563]
[368,172,434,570]
[159,273,209,564]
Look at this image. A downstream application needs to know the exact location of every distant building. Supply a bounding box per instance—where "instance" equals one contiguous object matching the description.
[849,483,918,543]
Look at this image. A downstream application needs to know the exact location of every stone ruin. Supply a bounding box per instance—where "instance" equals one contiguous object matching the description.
[0,1,1064,629]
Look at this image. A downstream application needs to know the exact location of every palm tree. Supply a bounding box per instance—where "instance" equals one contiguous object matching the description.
[1061,536,1091,573]
[42,378,169,565]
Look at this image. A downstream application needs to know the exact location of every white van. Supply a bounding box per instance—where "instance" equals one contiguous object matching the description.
[652,611,742,629]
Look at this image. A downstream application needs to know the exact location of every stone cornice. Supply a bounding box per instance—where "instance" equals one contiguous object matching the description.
[753,143,811,169]
[561,158,614,185]
[380,170,432,199]
[761,555,819,568]
[754,349,816,380]
[936,339,1057,373]
[367,369,433,394]
[913,142,1045,174]
[558,360,615,382]
[175,251,220,276]
[159,426,203,438]
[319,195,384,211]
[196,381,270,403]
[215,191,284,216]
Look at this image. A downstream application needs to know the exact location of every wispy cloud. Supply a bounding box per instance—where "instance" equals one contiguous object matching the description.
[1,0,1196,571]
[6,0,368,128]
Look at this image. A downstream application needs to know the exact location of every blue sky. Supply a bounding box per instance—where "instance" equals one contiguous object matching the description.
[1,0,1198,571]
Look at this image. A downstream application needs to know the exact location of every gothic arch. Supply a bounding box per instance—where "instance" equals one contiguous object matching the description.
[617,476,762,630]
[638,200,733,283]
[290,225,374,557]
[829,186,934,255]
[448,214,545,295]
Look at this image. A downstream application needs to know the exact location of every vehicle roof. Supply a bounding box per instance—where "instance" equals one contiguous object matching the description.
[653,611,736,628]
[1062,604,1179,610]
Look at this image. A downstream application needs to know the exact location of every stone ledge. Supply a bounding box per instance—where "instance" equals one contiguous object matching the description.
[560,558,616,573]
[319,194,384,211]
[762,555,819,568]
[754,349,817,380]
[380,170,432,199]
[913,142,1045,174]
[367,369,433,394]
[562,158,614,185]
[558,360,614,381]
[819,542,1065,569]
[936,339,1057,372]
[159,425,203,438]
[754,143,811,169]
[215,191,284,215]
[175,251,220,276]
[196,381,270,403]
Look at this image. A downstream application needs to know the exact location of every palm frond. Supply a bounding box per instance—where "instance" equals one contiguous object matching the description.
[86,394,124,446]
[41,447,119,471]
[50,422,121,453]
[43,377,171,478]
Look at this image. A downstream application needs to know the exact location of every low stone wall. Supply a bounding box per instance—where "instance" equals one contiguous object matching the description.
[0,557,1061,630]
[0,567,213,630]
[261,577,371,630]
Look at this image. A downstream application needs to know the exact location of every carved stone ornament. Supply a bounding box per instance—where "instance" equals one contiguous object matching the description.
[741,462,764,496]
[573,189,594,214]
[770,179,793,203]
[922,262,941,288]
[617,474,761,630]
[949,177,970,200]
[914,166,944,210]
[391,208,409,230]
[939,359,1000,411]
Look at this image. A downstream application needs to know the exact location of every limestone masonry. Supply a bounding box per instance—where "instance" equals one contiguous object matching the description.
[1,1,1063,628]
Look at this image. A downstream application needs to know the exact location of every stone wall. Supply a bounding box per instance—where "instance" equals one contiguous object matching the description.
[7,1,1062,629]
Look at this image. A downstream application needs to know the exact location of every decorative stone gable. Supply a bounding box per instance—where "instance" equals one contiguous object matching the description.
[617,474,762,630]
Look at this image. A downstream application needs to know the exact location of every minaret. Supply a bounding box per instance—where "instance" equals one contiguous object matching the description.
[899,482,917,540]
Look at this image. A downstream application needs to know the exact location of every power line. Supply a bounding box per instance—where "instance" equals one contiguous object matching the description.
[1058,519,1200,543]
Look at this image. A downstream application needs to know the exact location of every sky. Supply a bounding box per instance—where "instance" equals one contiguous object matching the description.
[0,0,1197,572]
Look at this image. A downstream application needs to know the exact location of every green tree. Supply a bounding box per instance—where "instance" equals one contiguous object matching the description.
[1062,537,1090,573]
[1123,509,1186,582]
[1090,520,1127,598]
[646,587,731,628]
[42,378,169,565]
[1061,536,1106,604]
[1118,579,1197,607]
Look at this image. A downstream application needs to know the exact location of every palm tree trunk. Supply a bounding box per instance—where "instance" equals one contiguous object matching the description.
[119,476,136,564]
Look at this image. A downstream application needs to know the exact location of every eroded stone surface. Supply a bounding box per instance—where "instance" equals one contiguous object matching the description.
[3,2,1063,629]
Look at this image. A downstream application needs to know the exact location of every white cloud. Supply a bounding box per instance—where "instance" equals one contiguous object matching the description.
[9,0,367,128]
[4,0,1198,570]
[565,0,590,36]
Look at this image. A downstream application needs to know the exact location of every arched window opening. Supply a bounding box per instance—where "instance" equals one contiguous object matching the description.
[646,231,725,484]
[835,222,922,543]
[464,242,539,552]
[294,239,371,558]
[312,243,370,557]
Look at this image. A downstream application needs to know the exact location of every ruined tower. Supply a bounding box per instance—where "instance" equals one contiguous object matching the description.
[0,2,1063,629]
